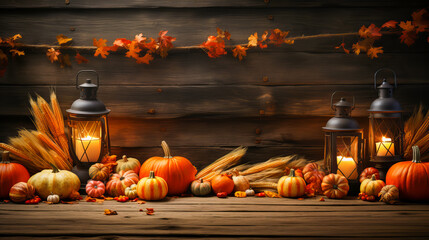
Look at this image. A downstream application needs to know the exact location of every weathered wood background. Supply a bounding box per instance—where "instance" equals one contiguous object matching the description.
[0,0,428,170]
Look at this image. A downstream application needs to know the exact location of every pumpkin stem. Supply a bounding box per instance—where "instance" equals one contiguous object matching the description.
[149,170,155,179]
[200,178,204,183]
[122,155,128,162]
[161,141,172,158]
[412,146,421,163]
[1,151,10,163]
[48,162,60,173]
[371,174,377,181]
[288,169,296,177]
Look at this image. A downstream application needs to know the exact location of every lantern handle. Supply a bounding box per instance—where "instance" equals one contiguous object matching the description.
[374,68,397,89]
[76,70,99,89]
[330,91,355,111]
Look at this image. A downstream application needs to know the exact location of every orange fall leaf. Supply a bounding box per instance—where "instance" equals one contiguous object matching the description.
[56,34,72,45]
[367,46,383,59]
[75,53,88,64]
[46,48,60,63]
[232,45,248,61]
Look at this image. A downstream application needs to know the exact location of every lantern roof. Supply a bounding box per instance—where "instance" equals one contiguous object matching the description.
[323,95,361,131]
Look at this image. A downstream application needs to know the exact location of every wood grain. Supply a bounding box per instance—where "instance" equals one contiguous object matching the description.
[0,197,428,238]
[0,85,426,118]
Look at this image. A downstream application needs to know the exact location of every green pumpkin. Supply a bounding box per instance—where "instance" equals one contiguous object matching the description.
[190,178,211,196]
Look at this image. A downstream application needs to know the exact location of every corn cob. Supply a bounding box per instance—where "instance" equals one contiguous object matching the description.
[196,146,246,179]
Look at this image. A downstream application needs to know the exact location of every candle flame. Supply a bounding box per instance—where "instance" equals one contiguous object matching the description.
[382,136,392,142]
[80,136,99,141]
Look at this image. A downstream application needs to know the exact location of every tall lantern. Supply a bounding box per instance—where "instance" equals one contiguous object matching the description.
[323,92,364,192]
[368,68,403,180]
[67,70,111,187]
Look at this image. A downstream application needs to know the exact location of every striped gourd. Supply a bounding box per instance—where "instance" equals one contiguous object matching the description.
[137,171,168,200]
[277,169,306,198]
[106,170,139,197]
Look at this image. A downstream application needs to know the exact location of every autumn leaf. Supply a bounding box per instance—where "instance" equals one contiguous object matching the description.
[113,38,132,48]
[11,34,22,41]
[248,32,258,47]
[367,46,383,59]
[125,40,141,59]
[335,42,350,54]
[399,21,417,46]
[232,45,248,61]
[136,53,154,64]
[10,49,25,56]
[46,48,60,63]
[359,24,382,38]
[259,31,268,49]
[268,29,289,46]
[56,34,72,45]
[75,53,88,64]
[381,20,398,29]
[157,30,176,58]
[143,38,158,53]
[352,42,363,55]
[201,35,227,58]
[93,38,110,58]
[134,33,147,44]
[0,49,8,77]
[217,28,231,40]
[104,209,117,215]
[284,39,294,45]
[412,9,429,33]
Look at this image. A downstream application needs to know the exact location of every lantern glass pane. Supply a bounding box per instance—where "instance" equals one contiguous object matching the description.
[369,117,403,158]
[71,120,102,162]
[336,136,359,180]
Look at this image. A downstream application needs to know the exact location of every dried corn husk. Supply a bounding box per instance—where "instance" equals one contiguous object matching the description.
[196,146,247,179]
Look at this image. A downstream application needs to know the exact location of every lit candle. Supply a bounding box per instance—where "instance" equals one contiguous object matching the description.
[336,156,358,180]
[376,136,395,157]
[75,136,101,162]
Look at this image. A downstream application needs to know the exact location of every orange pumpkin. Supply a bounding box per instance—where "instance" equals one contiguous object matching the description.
[321,174,349,199]
[386,146,429,201]
[137,171,168,200]
[359,167,380,183]
[277,169,306,198]
[116,155,141,174]
[106,170,139,197]
[89,163,110,181]
[302,162,325,194]
[9,182,35,203]
[0,151,30,199]
[139,141,196,195]
[360,174,385,196]
[211,173,234,195]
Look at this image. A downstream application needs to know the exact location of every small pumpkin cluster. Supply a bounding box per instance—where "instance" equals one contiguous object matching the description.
[86,141,196,201]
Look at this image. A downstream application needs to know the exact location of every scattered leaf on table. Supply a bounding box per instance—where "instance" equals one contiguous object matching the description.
[85,196,97,202]
[105,197,114,201]
[146,208,155,215]
[264,191,281,198]
[61,200,78,204]
[297,198,304,200]
[137,200,146,204]
[319,197,325,201]
[56,34,72,45]
[104,209,117,215]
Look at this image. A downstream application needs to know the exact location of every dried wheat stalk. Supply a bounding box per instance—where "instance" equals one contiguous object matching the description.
[196,146,247,179]
[0,91,73,173]
[250,181,278,191]
[404,105,429,161]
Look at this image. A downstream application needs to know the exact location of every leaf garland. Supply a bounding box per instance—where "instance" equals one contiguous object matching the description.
[0,8,428,77]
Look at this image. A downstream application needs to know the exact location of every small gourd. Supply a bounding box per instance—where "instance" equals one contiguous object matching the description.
[190,178,212,196]
[379,185,400,204]
[360,174,385,196]
[245,188,255,196]
[116,155,141,174]
[47,193,60,204]
[231,169,250,192]
[125,184,138,199]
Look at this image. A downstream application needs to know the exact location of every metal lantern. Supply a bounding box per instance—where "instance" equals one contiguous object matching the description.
[67,70,111,187]
[368,68,403,180]
[323,92,364,192]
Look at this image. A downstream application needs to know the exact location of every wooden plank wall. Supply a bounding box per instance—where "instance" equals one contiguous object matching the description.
[0,0,428,170]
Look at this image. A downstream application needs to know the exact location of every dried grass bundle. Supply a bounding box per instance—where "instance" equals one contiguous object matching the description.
[196,146,247,180]
[0,91,72,173]
[405,105,429,161]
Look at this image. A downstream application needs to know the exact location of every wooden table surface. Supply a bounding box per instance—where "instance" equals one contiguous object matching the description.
[1,196,429,239]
